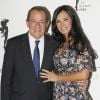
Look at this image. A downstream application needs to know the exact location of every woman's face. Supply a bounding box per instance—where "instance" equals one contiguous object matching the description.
[56,10,72,38]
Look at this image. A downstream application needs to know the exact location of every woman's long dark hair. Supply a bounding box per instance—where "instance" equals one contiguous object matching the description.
[52,5,97,69]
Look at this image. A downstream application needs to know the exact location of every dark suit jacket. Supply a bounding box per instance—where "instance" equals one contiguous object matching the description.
[1,33,58,100]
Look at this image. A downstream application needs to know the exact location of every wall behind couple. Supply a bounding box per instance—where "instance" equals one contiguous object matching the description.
[0,0,100,100]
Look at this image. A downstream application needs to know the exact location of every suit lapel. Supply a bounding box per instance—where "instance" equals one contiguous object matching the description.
[21,33,36,75]
[22,33,32,61]
[41,35,50,68]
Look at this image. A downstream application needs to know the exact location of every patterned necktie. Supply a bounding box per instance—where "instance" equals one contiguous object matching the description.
[33,40,40,77]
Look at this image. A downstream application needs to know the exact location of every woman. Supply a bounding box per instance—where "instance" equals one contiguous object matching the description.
[40,5,97,100]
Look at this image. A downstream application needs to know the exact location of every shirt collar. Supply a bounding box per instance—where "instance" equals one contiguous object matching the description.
[28,32,44,43]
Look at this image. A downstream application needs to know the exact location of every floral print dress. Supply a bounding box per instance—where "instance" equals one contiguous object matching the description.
[53,48,94,100]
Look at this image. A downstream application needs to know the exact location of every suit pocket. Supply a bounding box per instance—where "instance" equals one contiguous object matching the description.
[11,91,25,100]
[12,89,25,95]
[12,85,26,96]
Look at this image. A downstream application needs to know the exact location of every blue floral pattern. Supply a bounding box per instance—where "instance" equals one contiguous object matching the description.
[53,48,93,100]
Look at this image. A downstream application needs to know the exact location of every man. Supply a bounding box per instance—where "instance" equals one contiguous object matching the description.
[1,6,57,100]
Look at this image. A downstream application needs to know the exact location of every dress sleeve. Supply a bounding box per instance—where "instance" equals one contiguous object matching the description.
[76,50,94,72]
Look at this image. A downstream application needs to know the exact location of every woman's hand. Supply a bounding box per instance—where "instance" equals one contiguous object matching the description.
[40,69,59,83]
[78,80,88,92]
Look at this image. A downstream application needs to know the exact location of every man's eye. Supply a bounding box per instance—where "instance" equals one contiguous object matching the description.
[40,21,45,23]
[56,20,60,23]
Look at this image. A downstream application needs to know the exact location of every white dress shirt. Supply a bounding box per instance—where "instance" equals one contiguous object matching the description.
[28,33,44,68]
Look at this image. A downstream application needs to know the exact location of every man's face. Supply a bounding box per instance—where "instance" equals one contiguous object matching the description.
[26,10,48,39]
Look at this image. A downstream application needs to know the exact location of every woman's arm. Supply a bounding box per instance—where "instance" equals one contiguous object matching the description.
[40,68,90,82]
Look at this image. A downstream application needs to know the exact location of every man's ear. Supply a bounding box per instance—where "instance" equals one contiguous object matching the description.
[26,21,28,27]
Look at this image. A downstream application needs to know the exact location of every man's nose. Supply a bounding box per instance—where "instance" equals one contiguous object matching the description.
[35,22,41,27]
